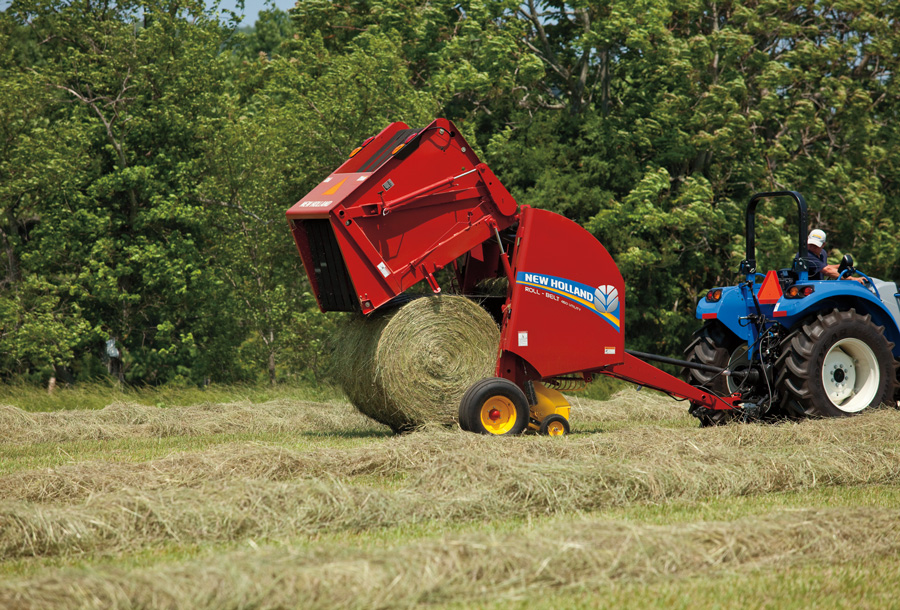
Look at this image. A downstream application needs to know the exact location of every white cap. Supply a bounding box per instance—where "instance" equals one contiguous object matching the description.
[808,229,826,247]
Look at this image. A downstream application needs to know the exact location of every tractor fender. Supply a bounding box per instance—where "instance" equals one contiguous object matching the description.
[694,285,754,344]
[778,286,900,359]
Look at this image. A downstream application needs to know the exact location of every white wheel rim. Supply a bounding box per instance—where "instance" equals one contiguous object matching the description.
[821,338,880,413]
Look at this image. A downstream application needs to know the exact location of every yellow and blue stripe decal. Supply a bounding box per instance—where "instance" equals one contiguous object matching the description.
[516,271,620,331]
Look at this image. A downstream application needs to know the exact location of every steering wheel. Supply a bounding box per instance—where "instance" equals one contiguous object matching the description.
[837,254,854,277]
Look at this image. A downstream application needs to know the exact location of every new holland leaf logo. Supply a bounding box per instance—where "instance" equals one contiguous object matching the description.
[594,285,619,314]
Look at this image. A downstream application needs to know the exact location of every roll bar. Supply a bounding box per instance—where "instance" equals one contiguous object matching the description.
[739,190,809,280]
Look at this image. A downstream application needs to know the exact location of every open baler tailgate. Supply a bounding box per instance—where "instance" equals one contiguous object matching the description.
[286,118,517,315]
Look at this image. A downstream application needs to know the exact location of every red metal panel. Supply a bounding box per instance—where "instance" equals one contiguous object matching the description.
[286,172,373,217]
[498,207,626,379]
[497,209,743,410]
[286,119,517,313]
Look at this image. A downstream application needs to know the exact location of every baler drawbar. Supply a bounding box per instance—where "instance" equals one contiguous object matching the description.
[287,118,747,435]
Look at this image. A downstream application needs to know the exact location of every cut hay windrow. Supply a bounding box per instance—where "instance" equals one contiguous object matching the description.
[0,479,403,559]
[3,412,900,558]
[0,399,386,446]
[0,445,313,503]
[2,507,899,609]
[332,295,499,432]
[4,409,900,505]
[0,388,697,448]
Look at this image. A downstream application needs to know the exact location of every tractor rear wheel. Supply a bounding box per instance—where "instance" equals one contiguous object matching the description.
[683,321,744,426]
[459,377,529,435]
[776,309,895,417]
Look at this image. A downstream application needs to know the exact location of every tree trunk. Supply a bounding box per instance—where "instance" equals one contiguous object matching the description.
[600,47,610,117]
[268,329,276,385]
[0,218,19,287]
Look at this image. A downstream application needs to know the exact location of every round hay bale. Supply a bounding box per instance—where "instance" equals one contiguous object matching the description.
[333,296,500,432]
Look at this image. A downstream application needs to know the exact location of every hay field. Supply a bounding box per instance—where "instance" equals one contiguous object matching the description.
[1,389,899,608]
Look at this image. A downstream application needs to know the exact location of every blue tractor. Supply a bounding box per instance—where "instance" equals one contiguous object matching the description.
[684,191,900,425]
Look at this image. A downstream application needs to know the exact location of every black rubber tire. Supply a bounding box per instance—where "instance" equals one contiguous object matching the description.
[459,377,529,436]
[457,409,471,432]
[539,414,570,436]
[458,378,496,432]
[682,321,743,426]
[775,308,896,417]
[456,378,479,433]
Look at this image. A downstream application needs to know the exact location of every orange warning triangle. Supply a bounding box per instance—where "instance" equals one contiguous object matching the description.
[757,270,783,304]
[323,178,347,196]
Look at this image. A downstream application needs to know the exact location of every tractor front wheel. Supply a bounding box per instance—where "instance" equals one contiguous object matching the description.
[776,309,895,417]
[459,378,529,435]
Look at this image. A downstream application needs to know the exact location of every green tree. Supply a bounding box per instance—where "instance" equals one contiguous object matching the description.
[199,30,439,383]
[2,0,900,384]
[289,0,545,137]
[232,6,294,60]
[0,20,96,383]
[3,0,243,383]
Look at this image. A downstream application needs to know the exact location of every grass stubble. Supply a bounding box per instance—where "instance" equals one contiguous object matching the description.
[0,390,898,607]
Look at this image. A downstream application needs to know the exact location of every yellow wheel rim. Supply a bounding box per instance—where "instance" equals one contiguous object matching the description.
[546,420,566,436]
[480,396,517,435]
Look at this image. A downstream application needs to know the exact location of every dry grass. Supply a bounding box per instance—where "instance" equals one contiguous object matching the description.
[2,404,897,506]
[1,506,897,609]
[0,398,386,445]
[0,388,678,447]
[2,389,899,608]
[568,389,689,424]
[333,296,499,432]
[0,381,345,414]
[0,478,402,558]
[2,409,899,559]
[0,444,313,503]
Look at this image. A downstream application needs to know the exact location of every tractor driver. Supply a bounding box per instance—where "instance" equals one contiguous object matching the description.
[805,229,865,283]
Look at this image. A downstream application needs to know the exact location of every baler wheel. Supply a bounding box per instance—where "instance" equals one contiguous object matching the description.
[775,308,895,417]
[539,414,570,436]
[458,410,472,432]
[459,378,529,436]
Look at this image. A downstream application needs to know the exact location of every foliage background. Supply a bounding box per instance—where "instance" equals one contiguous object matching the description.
[2,0,899,386]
